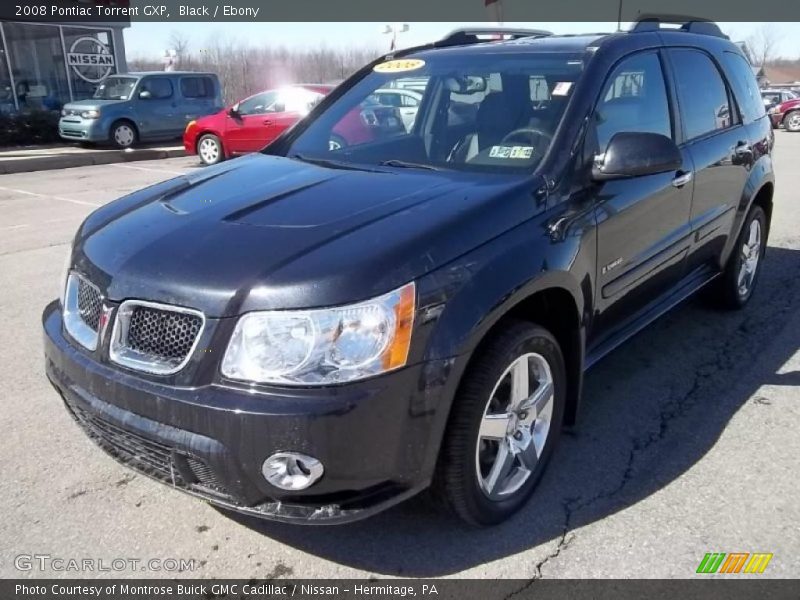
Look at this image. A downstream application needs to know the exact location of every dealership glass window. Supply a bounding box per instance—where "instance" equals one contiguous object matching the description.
[61,28,117,101]
[0,28,14,114]
[3,23,70,111]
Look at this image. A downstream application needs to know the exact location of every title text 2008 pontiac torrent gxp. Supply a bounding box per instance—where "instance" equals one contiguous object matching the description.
[44,21,774,525]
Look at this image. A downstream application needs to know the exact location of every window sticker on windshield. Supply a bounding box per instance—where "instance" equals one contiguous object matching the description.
[552,82,573,96]
[373,59,426,73]
[489,146,534,159]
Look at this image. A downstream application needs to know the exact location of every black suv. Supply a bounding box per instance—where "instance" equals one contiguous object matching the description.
[43,20,774,526]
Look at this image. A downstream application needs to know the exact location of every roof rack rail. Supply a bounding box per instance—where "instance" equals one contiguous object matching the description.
[437,28,552,47]
[631,15,728,39]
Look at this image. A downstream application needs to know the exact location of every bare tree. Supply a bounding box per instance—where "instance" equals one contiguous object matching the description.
[167,30,191,69]
[135,31,380,104]
[745,24,782,67]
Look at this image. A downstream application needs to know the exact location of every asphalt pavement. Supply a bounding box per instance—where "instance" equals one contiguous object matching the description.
[1,139,798,579]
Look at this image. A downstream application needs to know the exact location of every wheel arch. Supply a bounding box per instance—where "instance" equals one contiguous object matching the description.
[750,180,774,236]
[109,118,138,141]
[438,274,587,430]
[781,108,800,127]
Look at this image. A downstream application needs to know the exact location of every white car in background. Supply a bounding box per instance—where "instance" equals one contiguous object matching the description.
[366,88,423,132]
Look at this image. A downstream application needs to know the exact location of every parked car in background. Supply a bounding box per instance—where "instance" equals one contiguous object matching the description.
[761,88,797,114]
[768,95,800,131]
[186,84,427,164]
[184,84,332,165]
[58,72,222,149]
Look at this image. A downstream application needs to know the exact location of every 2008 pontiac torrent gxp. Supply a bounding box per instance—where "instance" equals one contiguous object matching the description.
[44,21,775,526]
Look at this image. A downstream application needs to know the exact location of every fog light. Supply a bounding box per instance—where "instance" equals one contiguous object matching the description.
[262,452,323,490]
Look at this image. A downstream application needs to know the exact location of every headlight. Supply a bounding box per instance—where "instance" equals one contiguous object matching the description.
[81,110,100,119]
[185,120,196,131]
[221,282,416,385]
[769,106,778,114]
[60,108,67,117]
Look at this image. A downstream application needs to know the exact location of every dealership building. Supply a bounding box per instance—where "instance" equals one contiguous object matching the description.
[0,16,129,114]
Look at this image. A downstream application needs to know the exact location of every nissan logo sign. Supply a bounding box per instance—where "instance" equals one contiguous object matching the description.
[67,36,115,84]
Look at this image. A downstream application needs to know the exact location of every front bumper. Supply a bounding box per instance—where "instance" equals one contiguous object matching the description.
[43,301,452,523]
[58,117,107,142]
[183,129,198,154]
[769,112,784,128]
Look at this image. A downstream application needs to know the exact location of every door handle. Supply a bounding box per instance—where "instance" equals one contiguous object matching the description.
[672,171,693,188]
[262,119,272,125]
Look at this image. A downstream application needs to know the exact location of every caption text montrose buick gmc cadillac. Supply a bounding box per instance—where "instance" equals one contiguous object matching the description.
[43,20,774,526]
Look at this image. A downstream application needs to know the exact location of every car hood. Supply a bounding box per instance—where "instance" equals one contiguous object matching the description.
[74,154,542,317]
[779,98,800,112]
[63,99,126,112]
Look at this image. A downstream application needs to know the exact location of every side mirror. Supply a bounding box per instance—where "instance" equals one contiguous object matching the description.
[592,132,681,181]
[227,103,240,117]
[138,90,151,100]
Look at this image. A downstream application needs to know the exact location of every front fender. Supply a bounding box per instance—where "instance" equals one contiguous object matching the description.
[418,216,592,363]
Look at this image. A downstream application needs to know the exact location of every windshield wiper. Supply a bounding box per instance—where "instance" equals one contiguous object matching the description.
[289,154,385,173]
[378,159,443,171]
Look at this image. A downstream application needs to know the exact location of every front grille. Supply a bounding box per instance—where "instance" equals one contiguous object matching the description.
[186,456,231,497]
[110,301,204,375]
[70,403,183,485]
[65,400,235,502]
[63,273,101,351]
[77,277,102,331]
[127,306,202,360]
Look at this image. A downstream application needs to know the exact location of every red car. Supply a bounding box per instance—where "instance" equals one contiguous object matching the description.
[185,84,422,165]
[184,84,333,165]
[769,97,800,131]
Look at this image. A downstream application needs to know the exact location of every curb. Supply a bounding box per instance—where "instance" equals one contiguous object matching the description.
[0,147,186,175]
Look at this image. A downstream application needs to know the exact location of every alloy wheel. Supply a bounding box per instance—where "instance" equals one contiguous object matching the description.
[199,138,220,164]
[737,219,762,297]
[475,352,554,500]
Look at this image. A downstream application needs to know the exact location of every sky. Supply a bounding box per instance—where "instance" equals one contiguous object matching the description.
[123,22,800,61]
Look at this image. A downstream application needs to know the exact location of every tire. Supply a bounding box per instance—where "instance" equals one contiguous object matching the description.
[329,134,347,151]
[110,120,137,149]
[711,205,767,310]
[197,133,224,166]
[783,110,800,132]
[432,320,566,526]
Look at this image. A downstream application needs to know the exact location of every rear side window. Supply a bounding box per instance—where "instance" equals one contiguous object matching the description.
[721,52,766,123]
[180,76,214,98]
[669,49,732,140]
[141,77,173,100]
[594,51,672,151]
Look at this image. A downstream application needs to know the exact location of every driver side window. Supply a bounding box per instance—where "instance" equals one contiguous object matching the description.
[238,91,278,116]
[594,52,672,152]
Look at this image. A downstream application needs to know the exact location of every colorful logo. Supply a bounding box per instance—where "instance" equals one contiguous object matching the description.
[696,552,773,574]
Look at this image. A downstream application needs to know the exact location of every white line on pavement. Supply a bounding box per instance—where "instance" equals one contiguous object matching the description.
[0,216,81,232]
[110,163,186,176]
[0,186,100,207]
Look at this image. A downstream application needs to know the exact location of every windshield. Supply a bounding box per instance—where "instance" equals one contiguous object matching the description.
[283,52,585,173]
[93,77,138,100]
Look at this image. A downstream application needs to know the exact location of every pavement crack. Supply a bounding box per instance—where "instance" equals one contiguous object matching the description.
[533,253,800,578]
